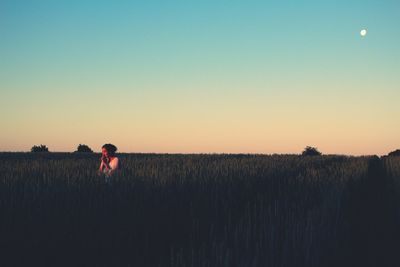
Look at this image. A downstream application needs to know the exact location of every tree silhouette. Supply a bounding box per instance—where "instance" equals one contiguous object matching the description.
[75,144,93,153]
[388,149,400,157]
[31,144,49,152]
[302,146,322,156]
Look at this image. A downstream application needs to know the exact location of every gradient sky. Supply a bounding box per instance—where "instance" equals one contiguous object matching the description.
[1,0,399,155]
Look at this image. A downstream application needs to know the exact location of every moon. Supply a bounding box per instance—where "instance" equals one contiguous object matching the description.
[360,29,367,37]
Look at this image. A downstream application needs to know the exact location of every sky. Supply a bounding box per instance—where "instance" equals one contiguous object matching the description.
[0,0,399,155]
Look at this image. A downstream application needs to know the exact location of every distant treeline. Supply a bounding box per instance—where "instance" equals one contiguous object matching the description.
[28,143,400,157]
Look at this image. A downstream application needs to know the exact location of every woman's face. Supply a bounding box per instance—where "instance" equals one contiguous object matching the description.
[101,147,109,157]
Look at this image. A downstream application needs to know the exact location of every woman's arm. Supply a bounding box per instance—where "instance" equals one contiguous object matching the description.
[98,158,111,175]
[107,158,119,175]
[102,161,111,170]
[100,156,112,170]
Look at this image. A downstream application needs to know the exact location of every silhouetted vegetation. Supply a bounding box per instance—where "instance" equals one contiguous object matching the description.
[388,149,400,157]
[1,153,400,266]
[75,144,93,153]
[302,146,322,156]
[30,144,49,152]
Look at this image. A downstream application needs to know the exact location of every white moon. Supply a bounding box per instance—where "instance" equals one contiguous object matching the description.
[360,29,367,37]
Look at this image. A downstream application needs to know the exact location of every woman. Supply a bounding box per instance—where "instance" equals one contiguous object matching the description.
[98,143,121,182]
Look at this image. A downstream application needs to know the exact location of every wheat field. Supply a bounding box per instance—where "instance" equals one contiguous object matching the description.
[0,153,399,267]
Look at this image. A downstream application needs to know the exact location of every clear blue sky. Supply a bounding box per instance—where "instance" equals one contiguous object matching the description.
[1,0,399,155]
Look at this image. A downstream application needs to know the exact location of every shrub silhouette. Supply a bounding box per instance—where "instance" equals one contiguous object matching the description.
[31,144,49,152]
[302,146,322,156]
[75,144,93,153]
[388,149,400,157]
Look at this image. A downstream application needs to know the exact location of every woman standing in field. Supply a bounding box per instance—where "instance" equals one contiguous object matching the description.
[98,143,121,183]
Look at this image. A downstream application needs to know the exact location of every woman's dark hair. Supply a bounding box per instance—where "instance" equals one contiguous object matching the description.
[102,143,117,156]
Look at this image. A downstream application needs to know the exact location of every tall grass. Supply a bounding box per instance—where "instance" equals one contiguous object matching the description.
[382,156,400,220]
[0,153,378,267]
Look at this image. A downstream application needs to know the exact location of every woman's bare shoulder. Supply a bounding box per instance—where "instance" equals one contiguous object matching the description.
[111,157,120,166]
